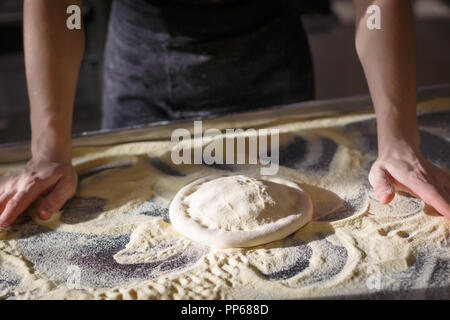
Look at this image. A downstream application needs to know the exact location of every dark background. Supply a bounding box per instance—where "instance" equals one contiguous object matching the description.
[0,0,449,144]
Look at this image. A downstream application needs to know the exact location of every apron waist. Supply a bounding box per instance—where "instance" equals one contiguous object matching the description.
[102,0,314,129]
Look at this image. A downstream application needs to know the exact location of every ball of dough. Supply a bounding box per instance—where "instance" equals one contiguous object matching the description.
[169,175,313,248]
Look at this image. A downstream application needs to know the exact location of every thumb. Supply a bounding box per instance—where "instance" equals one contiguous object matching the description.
[38,176,77,220]
[369,166,395,204]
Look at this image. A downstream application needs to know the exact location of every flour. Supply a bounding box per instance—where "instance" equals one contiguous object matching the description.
[0,98,449,299]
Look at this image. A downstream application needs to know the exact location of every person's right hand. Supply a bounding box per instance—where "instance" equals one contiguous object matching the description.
[0,158,77,232]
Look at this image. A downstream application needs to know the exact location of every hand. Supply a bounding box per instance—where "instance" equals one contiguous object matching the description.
[0,158,78,231]
[369,142,450,219]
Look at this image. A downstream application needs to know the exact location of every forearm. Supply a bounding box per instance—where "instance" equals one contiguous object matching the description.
[24,0,84,163]
[353,0,418,154]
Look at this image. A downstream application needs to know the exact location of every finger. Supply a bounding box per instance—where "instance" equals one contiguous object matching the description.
[0,173,58,230]
[0,192,15,214]
[393,171,450,219]
[0,173,18,191]
[0,175,10,190]
[39,176,77,220]
[0,190,41,231]
[415,185,450,219]
[442,186,450,219]
[369,166,395,204]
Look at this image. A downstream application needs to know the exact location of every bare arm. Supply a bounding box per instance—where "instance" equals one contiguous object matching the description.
[353,0,450,218]
[25,0,84,163]
[0,0,84,230]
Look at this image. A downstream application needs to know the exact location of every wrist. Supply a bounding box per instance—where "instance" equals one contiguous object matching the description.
[31,127,72,164]
[378,138,420,161]
[376,108,420,154]
[377,126,420,153]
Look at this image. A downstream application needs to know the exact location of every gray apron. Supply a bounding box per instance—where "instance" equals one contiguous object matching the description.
[102,0,314,129]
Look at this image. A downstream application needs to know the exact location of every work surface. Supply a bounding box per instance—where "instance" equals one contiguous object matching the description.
[0,96,449,300]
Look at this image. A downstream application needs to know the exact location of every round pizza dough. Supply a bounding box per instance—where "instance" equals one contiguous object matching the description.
[169,175,313,248]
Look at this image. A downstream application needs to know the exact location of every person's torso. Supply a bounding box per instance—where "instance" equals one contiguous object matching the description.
[102,0,314,128]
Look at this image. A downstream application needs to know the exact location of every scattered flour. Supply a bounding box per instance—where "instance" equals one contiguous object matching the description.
[0,98,449,299]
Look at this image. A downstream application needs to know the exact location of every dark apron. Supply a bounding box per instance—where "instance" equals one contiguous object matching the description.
[102,0,314,129]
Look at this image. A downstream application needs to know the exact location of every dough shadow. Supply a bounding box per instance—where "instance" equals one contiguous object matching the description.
[296,183,346,221]
[423,204,442,217]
